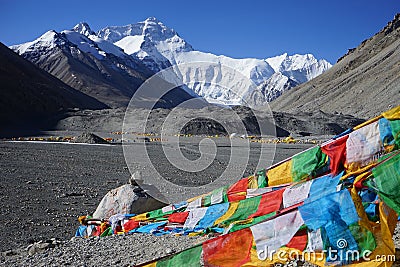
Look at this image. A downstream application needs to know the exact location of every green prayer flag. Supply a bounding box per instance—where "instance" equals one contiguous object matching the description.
[229,212,276,232]
[372,153,400,213]
[147,208,174,220]
[389,120,400,149]
[157,245,202,267]
[203,194,212,207]
[256,169,267,188]
[100,227,113,237]
[349,223,376,255]
[292,146,328,182]
[220,196,262,226]
[209,186,228,205]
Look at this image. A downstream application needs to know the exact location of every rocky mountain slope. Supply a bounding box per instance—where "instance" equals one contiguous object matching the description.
[271,14,400,119]
[10,23,196,108]
[11,18,331,107]
[0,42,107,135]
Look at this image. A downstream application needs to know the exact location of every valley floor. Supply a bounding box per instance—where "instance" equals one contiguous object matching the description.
[0,140,310,250]
[1,140,399,266]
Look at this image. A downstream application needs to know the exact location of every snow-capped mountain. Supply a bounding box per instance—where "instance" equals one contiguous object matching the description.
[97,17,331,105]
[266,53,332,84]
[98,17,193,72]
[11,18,332,107]
[260,53,332,101]
[10,28,148,107]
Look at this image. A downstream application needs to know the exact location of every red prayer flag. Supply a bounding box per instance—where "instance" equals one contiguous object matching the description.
[227,178,248,202]
[321,135,348,175]
[286,228,308,251]
[123,220,140,232]
[248,188,284,218]
[168,211,189,224]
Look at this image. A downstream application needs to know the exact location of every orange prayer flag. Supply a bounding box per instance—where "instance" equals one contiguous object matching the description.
[203,228,253,267]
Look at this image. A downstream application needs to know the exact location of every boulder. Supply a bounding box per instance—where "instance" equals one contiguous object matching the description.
[92,183,167,220]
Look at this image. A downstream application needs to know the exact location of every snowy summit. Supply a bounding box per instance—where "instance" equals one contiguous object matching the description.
[11,17,332,106]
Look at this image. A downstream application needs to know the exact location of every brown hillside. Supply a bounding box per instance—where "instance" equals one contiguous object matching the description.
[271,14,400,119]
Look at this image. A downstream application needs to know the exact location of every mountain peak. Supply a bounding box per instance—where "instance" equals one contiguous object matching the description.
[97,17,176,43]
[73,22,94,36]
[10,18,332,108]
[139,17,177,39]
[265,53,288,72]
[144,17,160,23]
[40,30,59,40]
[10,30,63,55]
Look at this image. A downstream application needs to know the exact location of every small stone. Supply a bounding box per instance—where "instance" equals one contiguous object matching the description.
[36,242,51,250]
[28,245,38,256]
[113,259,121,264]
[26,244,34,251]
[132,186,142,193]
[70,236,79,242]
[3,250,17,256]
[129,171,143,185]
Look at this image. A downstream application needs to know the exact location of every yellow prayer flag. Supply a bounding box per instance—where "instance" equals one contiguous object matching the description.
[382,105,400,120]
[267,160,293,186]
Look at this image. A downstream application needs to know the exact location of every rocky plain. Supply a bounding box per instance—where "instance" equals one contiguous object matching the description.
[0,136,316,266]
[1,136,400,266]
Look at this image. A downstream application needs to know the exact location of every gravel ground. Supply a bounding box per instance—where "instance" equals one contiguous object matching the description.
[1,140,399,266]
[0,141,130,252]
[1,234,203,267]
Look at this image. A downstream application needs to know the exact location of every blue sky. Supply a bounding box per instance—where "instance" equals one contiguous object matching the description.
[1,0,399,63]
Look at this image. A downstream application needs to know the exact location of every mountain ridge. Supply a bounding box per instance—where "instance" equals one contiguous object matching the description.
[11,18,332,107]
[270,13,400,119]
[10,26,198,108]
[99,18,331,105]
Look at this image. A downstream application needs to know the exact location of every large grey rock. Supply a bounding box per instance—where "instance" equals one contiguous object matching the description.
[92,183,167,220]
[72,132,109,144]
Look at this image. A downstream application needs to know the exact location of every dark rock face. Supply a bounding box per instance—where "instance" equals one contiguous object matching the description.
[51,105,359,138]
[383,13,400,36]
[273,110,365,136]
[72,132,109,144]
[0,42,107,137]
[180,118,228,136]
[13,35,151,108]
